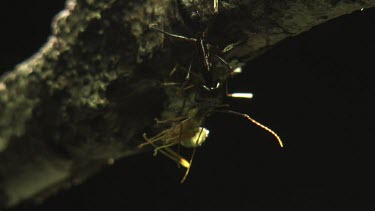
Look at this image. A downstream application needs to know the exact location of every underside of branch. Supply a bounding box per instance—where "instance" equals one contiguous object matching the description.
[0,0,373,208]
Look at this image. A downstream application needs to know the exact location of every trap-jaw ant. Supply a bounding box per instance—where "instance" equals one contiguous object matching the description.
[138,0,283,183]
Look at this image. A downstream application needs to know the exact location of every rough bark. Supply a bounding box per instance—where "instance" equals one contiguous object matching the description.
[0,0,373,208]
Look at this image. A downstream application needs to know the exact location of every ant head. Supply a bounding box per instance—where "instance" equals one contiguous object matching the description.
[177,0,216,33]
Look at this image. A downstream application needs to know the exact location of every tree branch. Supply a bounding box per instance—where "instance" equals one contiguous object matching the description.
[0,0,373,208]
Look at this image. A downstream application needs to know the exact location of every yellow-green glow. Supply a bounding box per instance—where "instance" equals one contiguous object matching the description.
[227,93,253,99]
[179,158,190,168]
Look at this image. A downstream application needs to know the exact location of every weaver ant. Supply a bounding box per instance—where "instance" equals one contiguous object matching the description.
[139,0,283,183]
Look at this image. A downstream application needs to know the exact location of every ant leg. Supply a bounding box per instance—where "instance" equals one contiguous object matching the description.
[213,54,232,69]
[142,133,190,168]
[180,127,204,183]
[180,148,196,183]
[212,54,242,78]
[153,142,177,156]
[200,40,212,73]
[162,147,190,168]
[221,34,257,53]
[185,60,193,81]
[169,64,178,76]
[221,40,245,53]
[146,140,190,168]
[179,52,202,92]
[166,151,189,168]
[155,116,186,124]
[149,24,197,42]
[200,41,219,90]
[139,132,167,148]
[178,59,193,97]
[162,82,181,86]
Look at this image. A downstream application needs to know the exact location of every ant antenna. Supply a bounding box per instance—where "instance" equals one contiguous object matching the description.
[222,110,284,148]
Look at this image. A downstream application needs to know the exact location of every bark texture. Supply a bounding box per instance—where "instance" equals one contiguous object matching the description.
[0,0,373,208]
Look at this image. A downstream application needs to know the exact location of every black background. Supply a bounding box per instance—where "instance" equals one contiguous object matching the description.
[1,1,374,210]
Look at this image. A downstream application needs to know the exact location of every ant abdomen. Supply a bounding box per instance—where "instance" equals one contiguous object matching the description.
[176,0,216,33]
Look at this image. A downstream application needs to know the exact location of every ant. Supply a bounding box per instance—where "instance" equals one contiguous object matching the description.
[139,0,283,183]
